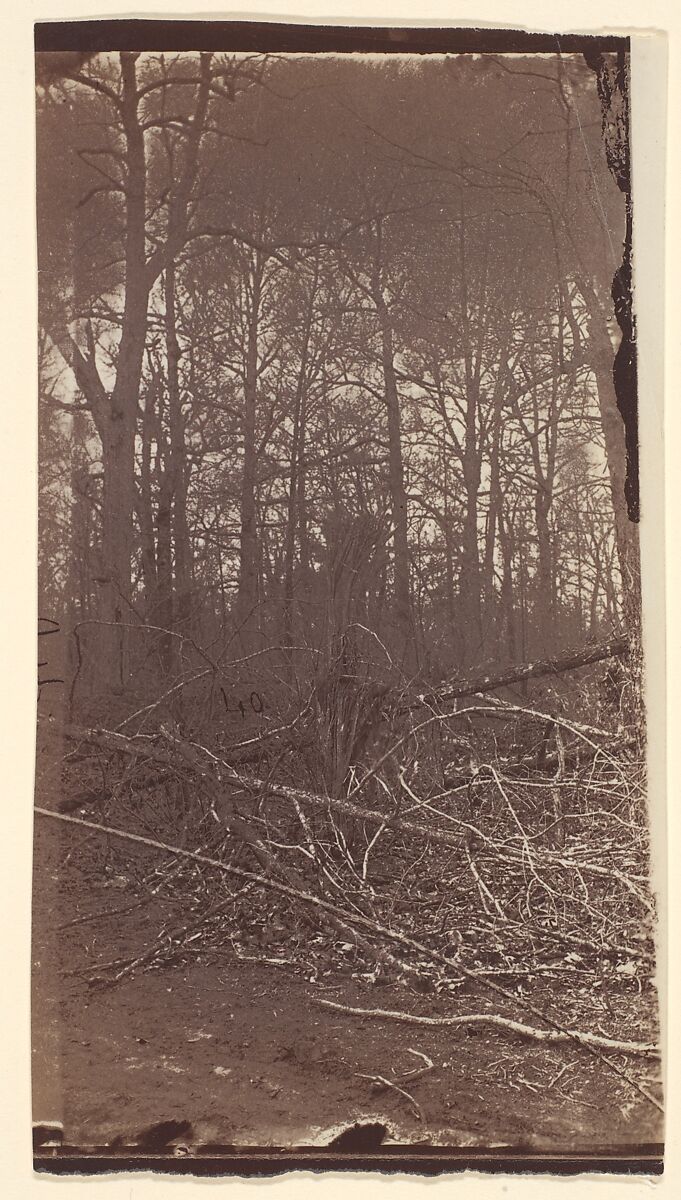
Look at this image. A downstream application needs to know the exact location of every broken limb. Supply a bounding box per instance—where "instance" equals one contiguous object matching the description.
[402,635,629,714]
[313,998,659,1058]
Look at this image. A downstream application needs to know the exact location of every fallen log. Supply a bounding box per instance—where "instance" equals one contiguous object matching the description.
[401,635,629,714]
[314,998,659,1058]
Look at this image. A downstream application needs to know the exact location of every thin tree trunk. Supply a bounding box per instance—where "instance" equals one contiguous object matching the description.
[457,216,485,666]
[236,252,264,648]
[283,270,316,650]
[373,287,416,670]
[498,511,517,662]
[165,262,192,640]
[575,513,585,634]
[155,425,175,673]
[483,409,502,648]
[460,433,483,665]
[67,412,93,626]
[137,387,158,613]
[442,449,458,646]
[534,488,554,639]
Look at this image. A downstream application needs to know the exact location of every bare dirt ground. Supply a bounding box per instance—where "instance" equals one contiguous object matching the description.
[31,816,663,1164]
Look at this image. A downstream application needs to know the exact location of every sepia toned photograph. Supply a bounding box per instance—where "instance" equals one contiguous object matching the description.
[32,20,663,1175]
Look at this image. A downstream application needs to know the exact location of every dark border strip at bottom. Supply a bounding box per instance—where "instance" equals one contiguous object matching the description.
[35,1145,664,1177]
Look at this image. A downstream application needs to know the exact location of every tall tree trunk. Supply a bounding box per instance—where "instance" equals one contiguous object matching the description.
[460,430,483,666]
[236,252,264,648]
[137,385,158,613]
[165,262,192,641]
[155,425,175,673]
[283,271,316,651]
[534,487,554,645]
[457,215,485,667]
[589,553,603,636]
[509,350,559,655]
[573,509,584,634]
[98,420,139,691]
[93,53,150,691]
[573,269,642,735]
[483,407,502,650]
[373,288,416,671]
[588,306,641,628]
[67,411,93,625]
[498,511,517,662]
[441,448,458,648]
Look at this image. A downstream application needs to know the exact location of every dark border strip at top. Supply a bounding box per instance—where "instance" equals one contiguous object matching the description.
[34,20,629,55]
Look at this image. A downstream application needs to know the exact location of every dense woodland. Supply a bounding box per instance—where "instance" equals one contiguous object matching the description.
[33,49,661,1140]
[37,51,639,680]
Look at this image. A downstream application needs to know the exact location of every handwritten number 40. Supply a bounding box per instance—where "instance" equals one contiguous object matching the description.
[220,689,264,719]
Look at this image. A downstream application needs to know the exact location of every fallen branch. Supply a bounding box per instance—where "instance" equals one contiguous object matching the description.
[401,1048,435,1080]
[60,722,468,853]
[222,711,308,757]
[402,635,629,714]
[56,898,146,932]
[355,1071,424,1121]
[313,998,659,1058]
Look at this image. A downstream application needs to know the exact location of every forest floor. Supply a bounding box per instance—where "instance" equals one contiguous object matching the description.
[32,816,663,1160]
